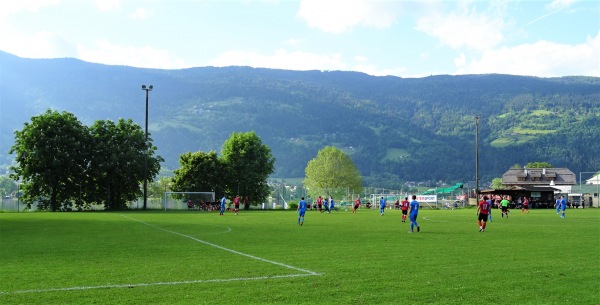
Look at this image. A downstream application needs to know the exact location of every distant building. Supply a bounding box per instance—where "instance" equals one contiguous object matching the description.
[502,167,576,187]
[479,168,576,209]
[585,173,600,185]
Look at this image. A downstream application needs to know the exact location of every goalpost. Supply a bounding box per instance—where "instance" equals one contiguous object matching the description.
[370,194,401,209]
[163,192,216,211]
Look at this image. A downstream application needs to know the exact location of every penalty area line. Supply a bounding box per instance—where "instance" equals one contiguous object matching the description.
[0,273,315,295]
[120,215,320,276]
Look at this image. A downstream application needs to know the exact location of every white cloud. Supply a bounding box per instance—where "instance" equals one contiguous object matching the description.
[416,3,507,51]
[457,31,600,77]
[297,0,398,33]
[77,41,188,69]
[454,52,466,67]
[285,38,306,48]
[129,7,151,20]
[0,30,76,58]
[546,0,577,10]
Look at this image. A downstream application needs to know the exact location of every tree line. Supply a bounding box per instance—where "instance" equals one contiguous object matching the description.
[9,109,276,210]
[10,110,162,211]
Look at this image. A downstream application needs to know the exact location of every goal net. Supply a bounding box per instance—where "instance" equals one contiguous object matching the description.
[163,192,216,211]
[370,194,402,209]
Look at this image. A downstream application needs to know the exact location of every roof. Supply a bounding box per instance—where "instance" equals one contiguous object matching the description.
[502,168,576,186]
[585,174,600,185]
[481,186,560,192]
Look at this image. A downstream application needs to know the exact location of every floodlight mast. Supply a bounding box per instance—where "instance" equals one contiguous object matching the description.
[475,115,479,203]
[142,84,153,210]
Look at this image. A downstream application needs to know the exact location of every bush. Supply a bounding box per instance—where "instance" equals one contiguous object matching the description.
[288,203,298,210]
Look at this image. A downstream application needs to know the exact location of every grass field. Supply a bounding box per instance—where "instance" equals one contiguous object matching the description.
[1,207,598,304]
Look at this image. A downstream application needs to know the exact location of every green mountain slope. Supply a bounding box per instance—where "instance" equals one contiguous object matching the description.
[1,51,598,182]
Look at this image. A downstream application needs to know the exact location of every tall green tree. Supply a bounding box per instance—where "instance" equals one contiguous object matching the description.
[491,177,505,190]
[88,119,162,210]
[304,146,363,199]
[171,151,227,199]
[221,131,275,205]
[9,110,90,211]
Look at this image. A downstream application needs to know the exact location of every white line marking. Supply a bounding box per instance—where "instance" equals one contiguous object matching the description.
[1,274,315,295]
[121,215,319,276]
[0,215,320,295]
[196,225,232,235]
[422,216,450,222]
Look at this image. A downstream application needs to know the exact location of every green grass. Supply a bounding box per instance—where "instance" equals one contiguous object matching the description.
[512,127,556,135]
[1,208,598,304]
[383,148,410,162]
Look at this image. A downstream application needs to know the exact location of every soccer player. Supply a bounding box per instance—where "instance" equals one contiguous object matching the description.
[500,196,510,219]
[486,196,493,222]
[560,195,567,218]
[297,197,307,225]
[379,197,386,216]
[317,196,323,213]
[409,195,420,233]
[329,196,337,212]
[219,196,226,216]
[522,196,529,214]
[477,195,491,232]
[353,196,361,213]
[233,195,240,215]
[324,197,330,213]
[400,197,409,222]
[555,196,561,214]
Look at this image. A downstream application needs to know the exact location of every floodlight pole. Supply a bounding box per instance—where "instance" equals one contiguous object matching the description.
[142,84,153,210]
[475,116,479,202]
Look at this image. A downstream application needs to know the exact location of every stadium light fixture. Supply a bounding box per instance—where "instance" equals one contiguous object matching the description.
[142,84,153,210]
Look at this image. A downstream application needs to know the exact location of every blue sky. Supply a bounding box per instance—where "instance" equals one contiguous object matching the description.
[1,0,598,77]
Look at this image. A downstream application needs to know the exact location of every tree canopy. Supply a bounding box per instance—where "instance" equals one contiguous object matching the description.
[87,119,162,210]
[171,151,226,198]
[304,146,363,199]
[171,131,275,205]
[9,109,162,211]
[221,131,275,204]
[10,110,90,211]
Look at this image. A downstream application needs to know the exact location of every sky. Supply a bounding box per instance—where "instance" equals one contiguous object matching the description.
[0,0,598,78]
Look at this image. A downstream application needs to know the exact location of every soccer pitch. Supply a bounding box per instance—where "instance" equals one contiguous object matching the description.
[1,208,598,304]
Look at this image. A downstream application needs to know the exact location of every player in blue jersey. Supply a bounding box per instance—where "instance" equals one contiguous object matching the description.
[409,195,421,233]
[560,195,567,218]
[219,196,226,216]
[297,197,307,225]
[555,196,561,214]
[329,196,337,212]
[486,196,493,222]
[379,197,386,216]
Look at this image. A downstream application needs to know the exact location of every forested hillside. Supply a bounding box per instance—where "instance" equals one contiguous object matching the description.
[1,51,599,184]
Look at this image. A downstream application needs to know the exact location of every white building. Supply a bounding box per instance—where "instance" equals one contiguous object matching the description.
[585,173,600,185]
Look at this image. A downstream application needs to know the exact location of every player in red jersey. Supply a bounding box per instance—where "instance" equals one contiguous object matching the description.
[317,196,323,213]
[522,196,529,214]
[353,196,361,213]
[233,195,240,215]
[400,197,410,223]
[477,196,491,232]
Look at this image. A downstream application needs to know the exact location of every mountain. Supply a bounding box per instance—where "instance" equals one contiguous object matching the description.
[1,51,599,184]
